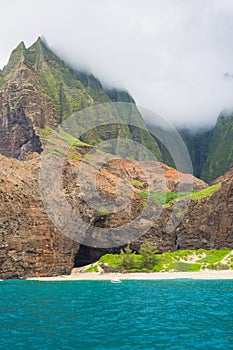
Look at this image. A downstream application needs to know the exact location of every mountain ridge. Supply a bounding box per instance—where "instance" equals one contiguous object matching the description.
[0,38,161,160]
[0,39,232,278]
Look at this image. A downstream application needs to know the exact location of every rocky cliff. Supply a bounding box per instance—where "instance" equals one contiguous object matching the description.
[79,166,233,265]
[0,39,232,278]
[143,167,233,251]
[0,38,161,161]
[0,154,80,279]
[0,145,232,278]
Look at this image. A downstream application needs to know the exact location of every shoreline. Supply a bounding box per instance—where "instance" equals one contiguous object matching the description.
[27,270,233,281]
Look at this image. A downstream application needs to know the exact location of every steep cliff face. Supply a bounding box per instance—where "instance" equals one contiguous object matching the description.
[0,154,80,279]
[0,104,42,160]
[200,114,233,182]
[174,168,233,249]
[132,167,233,252]
[178,128,214,179]
[0,148,211,278]
[75,167,233,264]
[0,39,232,278]
[0,57,58,158]
[0,38,161,161]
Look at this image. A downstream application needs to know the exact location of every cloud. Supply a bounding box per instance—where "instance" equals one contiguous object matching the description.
[1,0,233,128]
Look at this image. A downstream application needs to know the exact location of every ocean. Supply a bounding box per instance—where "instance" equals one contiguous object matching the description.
[0,279,233,350]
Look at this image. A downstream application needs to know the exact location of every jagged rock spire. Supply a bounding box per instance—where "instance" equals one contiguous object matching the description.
[3,41,26,76]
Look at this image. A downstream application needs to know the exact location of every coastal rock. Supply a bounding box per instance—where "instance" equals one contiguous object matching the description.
[0,151,213,278]
[0,38,232,278]
[131,168,233,253]
[0,155,79,279]
[174,168,233,250]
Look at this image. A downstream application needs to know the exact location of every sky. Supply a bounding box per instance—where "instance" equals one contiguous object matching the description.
[1,0,233,128]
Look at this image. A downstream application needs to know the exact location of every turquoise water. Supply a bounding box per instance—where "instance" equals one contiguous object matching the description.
[0,280,233,350]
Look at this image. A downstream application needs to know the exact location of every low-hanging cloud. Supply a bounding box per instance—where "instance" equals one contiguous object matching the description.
[1,0,233,128]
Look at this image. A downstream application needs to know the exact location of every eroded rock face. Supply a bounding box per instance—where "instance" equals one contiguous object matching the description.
[174,169,233,250]
[0,155,79,279]
[0,39,232,279]
[0,104,42,159]
[75,167,233,263]
[131,168,233,253]
[0,60,58,159]
[0,151,215,278]
[0,141,232,278]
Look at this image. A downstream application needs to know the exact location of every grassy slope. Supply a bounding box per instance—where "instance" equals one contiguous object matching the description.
[138,183,221,206]
[34,39,161,160]
[26,38,97,121]
[93,248,233,273]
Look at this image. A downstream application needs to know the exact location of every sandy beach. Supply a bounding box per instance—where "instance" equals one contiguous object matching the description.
[27,269,233,281]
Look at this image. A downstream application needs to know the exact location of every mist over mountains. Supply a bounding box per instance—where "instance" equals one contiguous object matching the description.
[1,0,233,128]
[0,37,232,182]
[0,37,232,279]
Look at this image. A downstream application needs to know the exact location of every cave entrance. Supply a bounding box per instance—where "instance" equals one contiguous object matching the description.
[73,245,121,268]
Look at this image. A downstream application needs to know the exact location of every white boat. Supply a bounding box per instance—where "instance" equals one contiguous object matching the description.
[110,278,122,283]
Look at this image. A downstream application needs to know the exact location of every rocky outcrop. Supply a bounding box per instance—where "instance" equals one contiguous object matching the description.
[131,167,233,252]
[0,152,232,278]
[0,149,213,278]
[0,154,80,279]
[0,104,42,159]
[0,38,161,161]
[174,168,233,250]
[0,59,58,159]
[76,167,233,263]
[0,38,232,278]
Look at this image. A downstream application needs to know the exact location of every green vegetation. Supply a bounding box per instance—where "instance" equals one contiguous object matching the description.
[2,41,26,76]
[40,126,78,145]
[119,244,136,269]
[138,190,186,205]
[130,179,143,188]
[100,242,159,272]
[3,38,162,160]
[176,116,233,183]
[138,183,221,206]
[198,247,229,264]
[201,114,233,182]
[98,248,232,272]
[39,126,91,159]
[173,262,201,272]
[104,88,135,103]
[178,128,214,180]
[190,183,221,200]
[84,265,99,273]
[139,241,158,269]
[0,75,5,87]
[99,209,108,216]
[156,114,233,183]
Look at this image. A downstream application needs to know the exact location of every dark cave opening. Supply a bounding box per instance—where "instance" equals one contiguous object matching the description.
[73,245,121,267]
